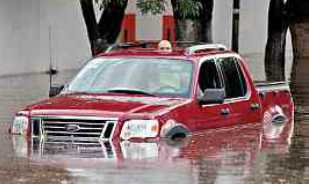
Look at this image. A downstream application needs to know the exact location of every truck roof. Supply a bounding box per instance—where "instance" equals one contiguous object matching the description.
[97,41,234,62]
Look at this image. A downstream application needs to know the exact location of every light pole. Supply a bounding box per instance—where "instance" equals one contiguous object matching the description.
[232,0,240,52]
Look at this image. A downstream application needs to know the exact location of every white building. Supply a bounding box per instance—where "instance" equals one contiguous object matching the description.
[0,0,292,79]
[0,0,90,76]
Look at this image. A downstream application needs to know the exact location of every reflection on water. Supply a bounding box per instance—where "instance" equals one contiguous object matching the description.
[16,123,288,159]
[10,119,294,184]
[0,60,309,183]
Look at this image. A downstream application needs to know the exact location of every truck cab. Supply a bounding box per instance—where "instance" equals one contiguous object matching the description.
[10,42,294,142]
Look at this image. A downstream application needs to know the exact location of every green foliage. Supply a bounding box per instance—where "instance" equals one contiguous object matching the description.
[137,0,202,18]
[136,0,167,15]
[173,0,203,18]
[94,0,127,9]
[95,0,203,18]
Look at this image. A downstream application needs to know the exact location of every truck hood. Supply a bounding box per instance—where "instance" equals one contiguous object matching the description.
[27,94,190,118]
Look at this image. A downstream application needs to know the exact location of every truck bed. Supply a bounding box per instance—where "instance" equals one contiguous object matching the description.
[254,81,293,126]
[254,81,290,93]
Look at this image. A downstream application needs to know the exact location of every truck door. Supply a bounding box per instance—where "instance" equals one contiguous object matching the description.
[217,57,261,125]
[194,59,235,130]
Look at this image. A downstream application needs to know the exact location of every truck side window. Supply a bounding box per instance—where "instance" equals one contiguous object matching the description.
[218,57,247,98]
[198,60,222,96]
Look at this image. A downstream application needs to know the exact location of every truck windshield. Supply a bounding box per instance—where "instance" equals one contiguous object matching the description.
[66,58,193,98]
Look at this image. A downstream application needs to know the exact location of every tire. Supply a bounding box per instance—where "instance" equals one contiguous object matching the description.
[164,125,191,140]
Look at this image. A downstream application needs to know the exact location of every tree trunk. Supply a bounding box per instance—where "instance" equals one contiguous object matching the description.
[264,0,288,81]
[199,0,214,43]
[171,0,213,42]
[288,0,309,108]
[98,0,128,44]
[80,0,99,56]
[79,0,128,56]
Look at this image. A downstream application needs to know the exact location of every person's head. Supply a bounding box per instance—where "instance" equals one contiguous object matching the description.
[158,40,172,52]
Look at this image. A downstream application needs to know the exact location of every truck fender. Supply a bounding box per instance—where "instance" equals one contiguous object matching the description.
[262,105,288,125]
[262,105,288,139]
[160,120,191,140]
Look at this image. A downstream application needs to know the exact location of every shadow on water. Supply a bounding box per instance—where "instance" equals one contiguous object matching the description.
[0,57,309,183]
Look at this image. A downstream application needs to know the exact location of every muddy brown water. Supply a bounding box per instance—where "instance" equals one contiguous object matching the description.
[0,59,308,184]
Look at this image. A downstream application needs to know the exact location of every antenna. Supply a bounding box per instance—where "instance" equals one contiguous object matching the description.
[48,25,58,91]
[48,25,52,90]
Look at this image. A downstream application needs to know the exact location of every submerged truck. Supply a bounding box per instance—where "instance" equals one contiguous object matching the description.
[10,42,294,142]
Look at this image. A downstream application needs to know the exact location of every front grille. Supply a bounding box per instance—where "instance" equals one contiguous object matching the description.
[31,117,117,141]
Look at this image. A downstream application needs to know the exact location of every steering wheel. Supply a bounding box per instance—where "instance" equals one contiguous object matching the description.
[156,85,178,93]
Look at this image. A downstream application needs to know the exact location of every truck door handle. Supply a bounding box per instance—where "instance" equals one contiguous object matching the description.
[250,103,260,111]
[221,108,230,116]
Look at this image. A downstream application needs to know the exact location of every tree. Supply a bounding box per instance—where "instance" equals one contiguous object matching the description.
[264,0,288,81]
[134,0,215,42]
[80,0,215,56]
[264,0,309,82]
[263,0,309,109]
[288,0,309,79]
[80,0,128,56]
[170,0,214,42]
[288,0,309,106]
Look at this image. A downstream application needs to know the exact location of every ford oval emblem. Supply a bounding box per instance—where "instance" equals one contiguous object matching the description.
[66,124,80,132]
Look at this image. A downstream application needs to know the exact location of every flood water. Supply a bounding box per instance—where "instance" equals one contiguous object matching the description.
[0,57,308,184]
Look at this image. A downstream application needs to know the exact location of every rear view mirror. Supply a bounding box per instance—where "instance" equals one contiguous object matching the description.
[199,88,225,105]
[49,85,64,98]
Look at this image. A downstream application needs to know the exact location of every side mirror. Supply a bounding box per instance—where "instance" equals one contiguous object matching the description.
[198,88,225,105]
[49,85,64,98]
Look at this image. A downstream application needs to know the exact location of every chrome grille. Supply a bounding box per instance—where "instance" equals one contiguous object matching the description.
[31,116,117,141]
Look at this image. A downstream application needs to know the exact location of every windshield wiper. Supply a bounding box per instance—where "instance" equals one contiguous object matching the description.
[107,88,155,97]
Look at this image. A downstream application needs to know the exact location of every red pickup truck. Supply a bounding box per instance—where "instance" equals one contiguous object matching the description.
[10,42,294,142]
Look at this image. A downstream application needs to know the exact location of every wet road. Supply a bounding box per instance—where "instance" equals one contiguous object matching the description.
[0,64,308,184]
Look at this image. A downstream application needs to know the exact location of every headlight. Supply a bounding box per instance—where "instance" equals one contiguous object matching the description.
[11,116,29,135]
[120,120,159,140]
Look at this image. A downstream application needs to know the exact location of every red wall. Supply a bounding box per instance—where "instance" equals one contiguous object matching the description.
[162,15,175,42]
[121,15,175,42]
[122,14,136,42]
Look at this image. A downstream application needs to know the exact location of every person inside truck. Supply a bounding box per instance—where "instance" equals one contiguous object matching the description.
[158,40,172,52]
